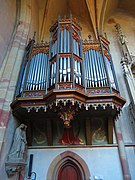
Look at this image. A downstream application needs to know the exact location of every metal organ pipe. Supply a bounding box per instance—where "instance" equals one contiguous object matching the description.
[67,31,70,52]
[25,53,49,91]
[76,41,79,56]
[91,50,97,87]
[50,63,53,86]
[36,54,41,90]
[105,57,116,89]
[87,50,92,87]
[63,57,67,82]
[41,53,45,89]
[95,50,103,87]
[78,61,81,85]
[74,60,78,83]
[94,50,100,87]
[44,55,48,90]
[86,52,90,87]
[67,56,71,81]
[27,57,34,90]
[85,52,89,87]
[60,30,63,53]
[99,53,107,86]
[55,19,60,88]
[40,53,45,90]
[59,57,62,82]
[17,49,29,95]
[64,28,66,53]
[89,50,95,87]
[34,54,39,90]
[31,56,36,90]
[18,19,118,96]
[20,63,28,93]
[84,49,112,88]
[39,53,42,89]
[54,62,56,84]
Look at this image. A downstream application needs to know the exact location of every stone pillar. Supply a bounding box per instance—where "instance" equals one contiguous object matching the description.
[0,0,32,154]
[115,23,135,105]
[114,120,131,180]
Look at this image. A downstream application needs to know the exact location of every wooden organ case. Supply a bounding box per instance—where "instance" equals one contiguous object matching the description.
[11,17,126,147]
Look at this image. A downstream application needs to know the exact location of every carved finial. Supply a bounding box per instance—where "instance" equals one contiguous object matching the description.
[115,23,126,45]
[70,12,72,19]
[88,34,91,40]
[33,32,36,40]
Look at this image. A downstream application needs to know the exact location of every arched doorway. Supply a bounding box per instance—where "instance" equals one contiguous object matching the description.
[47,151,90,180]
[58,160,82,180]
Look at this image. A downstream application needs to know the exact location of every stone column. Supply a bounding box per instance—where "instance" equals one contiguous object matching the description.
[115,23,135,105]
[0,0,32,154]
[114,120,131,180]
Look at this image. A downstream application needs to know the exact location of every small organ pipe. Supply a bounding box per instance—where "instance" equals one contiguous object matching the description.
[60,31,63,53]
[59,57,62,82]
[64,28,66,53]
[76,41,79,56]
[78,61,81,85]
[67,31,70,52]
[63,57,67,82]
[68,57,71,81]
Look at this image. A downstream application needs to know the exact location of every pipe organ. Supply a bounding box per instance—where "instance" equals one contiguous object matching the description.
[11,17,126,146]
[84,49,116,88]
[16,39,49,96]
[16,17,118,96]
[49,17,83,88]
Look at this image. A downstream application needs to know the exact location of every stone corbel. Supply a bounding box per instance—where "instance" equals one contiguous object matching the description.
[5,159,26,178]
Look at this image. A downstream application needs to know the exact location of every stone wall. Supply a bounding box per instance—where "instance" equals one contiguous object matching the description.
[104,10,135,144]
[0,0,16,67]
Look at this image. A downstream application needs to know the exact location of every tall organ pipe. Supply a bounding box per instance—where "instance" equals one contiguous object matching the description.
[98,33,112,92]
[55,17,60,88]
[70,23,75,88]
[22,39,35,92]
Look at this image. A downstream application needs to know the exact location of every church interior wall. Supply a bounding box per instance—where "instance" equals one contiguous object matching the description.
[29,0,39,41]
[0,1,135,179]
[0,114,19,180]
[104,10,135,144]
[104,10,135,103]
[125,147,135,179]
[0,0,17,68]
[25,148,124,180]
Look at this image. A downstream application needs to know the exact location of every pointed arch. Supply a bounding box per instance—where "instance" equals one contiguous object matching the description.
[47,151,90,180]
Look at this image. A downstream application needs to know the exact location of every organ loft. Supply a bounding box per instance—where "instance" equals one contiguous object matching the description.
[0,1,135,180]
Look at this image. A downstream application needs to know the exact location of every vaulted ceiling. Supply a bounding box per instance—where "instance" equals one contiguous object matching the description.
[37,0,135,40]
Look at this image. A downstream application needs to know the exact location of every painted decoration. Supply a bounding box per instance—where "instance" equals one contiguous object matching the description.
[32,120,47,146]
[92,117,108,144]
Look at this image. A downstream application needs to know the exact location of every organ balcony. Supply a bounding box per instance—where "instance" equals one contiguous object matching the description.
[11,17,126,146]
